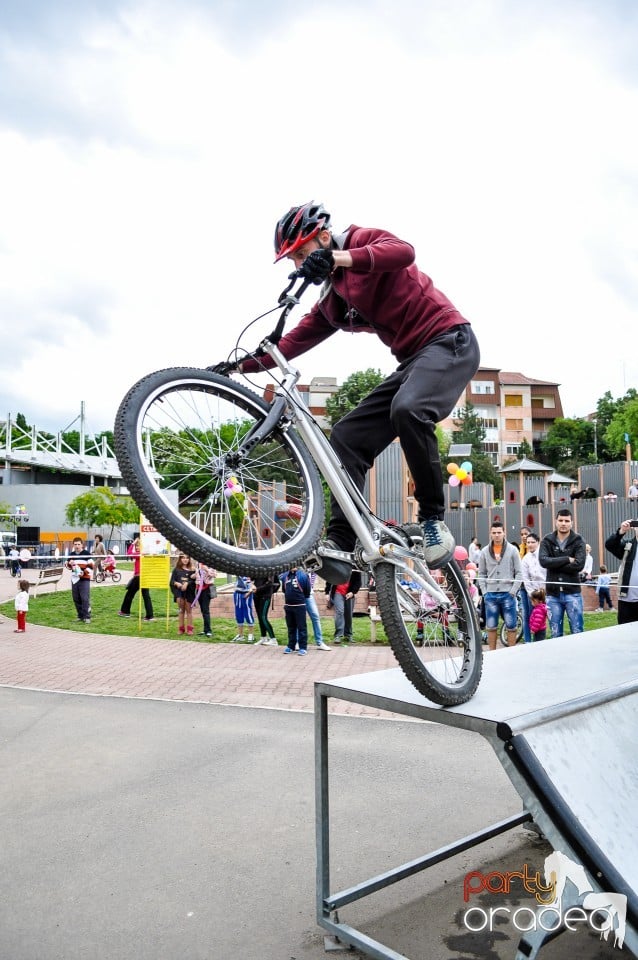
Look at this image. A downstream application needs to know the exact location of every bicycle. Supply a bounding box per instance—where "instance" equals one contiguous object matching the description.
[114,275,482,705]
[94,566,122,584]
[498,592,524,646]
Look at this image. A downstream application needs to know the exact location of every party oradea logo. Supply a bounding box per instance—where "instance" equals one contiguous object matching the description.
[463,850,626,948]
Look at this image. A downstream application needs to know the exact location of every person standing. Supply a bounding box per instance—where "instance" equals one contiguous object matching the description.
[92,534,107,577]
[232,575,256,643]
[528,588,548,642]
[580,543,594,582]
[595,565,614,612]
[66,536,94,623]
[520,532,545,644]
[628,479,638,500]
[519,527,530,559]
[306,571,331,650]
[170,554,198,635]
[605,520,638,624]
[281,565,311,656]
[118,536,155,621]
[477,522,522,649]
[14,579,30,633]
[538,509,586,637]
[329,570,362,645]
[253,575,279,646]
[196,562,217,637]
[468,537,481,566]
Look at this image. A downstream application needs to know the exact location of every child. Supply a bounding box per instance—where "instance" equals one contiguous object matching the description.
[232,575,256,643]
[169,554,197,635]
[529,588,548,642]
[280,565,311,655]
[595,565,614,612]
[14,579,30,633]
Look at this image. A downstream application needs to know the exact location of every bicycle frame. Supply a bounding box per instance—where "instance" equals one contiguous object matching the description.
[237,337,451,608]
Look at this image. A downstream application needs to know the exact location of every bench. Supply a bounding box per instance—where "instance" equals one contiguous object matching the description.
[25,566,65,597]
[368,604,383,643]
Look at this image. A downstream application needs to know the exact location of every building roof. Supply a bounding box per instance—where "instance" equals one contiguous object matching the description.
[1,447,122,479]
[547,470,577,484]
[498,457,554,474]
[498,371,561,387]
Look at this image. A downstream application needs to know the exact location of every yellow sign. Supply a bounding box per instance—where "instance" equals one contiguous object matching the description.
[140,554,171,589]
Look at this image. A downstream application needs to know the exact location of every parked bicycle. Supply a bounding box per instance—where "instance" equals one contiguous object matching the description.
[114,277,482,705]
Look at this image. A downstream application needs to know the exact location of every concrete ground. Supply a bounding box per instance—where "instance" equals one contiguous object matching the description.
[0,569,619,960]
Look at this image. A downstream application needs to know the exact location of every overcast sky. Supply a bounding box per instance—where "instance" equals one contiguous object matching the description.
[1,0,635,436]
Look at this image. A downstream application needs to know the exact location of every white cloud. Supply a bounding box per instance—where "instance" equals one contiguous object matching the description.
[0,0,636,434]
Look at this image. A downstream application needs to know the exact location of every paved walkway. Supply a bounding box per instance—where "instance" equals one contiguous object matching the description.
[0,568,404,717]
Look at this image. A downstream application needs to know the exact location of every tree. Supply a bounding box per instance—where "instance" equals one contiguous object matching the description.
[65,487,140,542]
[451,402,486,449]
[325,369,385,427]
[0,499,13,529]
[517,438,533,460]
[540,418,596,469]
[604,396,638,459]
[449,403,502,494]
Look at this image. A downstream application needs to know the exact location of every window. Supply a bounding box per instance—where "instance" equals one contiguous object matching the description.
[470,380,495,395]
[506,444,520,455]
[505,419,523,430]
[504,394,523,406]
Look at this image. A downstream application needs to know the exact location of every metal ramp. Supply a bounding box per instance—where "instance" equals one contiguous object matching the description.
[314,627,638,959]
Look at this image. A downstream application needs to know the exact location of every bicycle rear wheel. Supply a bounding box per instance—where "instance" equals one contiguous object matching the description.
[114,368,325,576]
[375,558,482,705]
[94,571,105,583]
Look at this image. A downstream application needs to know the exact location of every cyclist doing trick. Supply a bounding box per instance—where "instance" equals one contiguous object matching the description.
[236,202,481,585]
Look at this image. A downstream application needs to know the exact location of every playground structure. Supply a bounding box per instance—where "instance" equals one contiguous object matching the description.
[189,480,303,550]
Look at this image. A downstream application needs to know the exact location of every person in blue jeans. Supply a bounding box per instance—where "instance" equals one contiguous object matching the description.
[477,522,522,649]
[280,565,311,656]
[305,571,331,650]
[539,509,586,637]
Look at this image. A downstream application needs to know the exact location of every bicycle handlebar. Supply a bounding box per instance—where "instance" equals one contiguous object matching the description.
[208,272,312,375]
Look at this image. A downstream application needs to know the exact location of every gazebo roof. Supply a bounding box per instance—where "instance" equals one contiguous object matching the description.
[498,457,553,474]
[547,470,577,484]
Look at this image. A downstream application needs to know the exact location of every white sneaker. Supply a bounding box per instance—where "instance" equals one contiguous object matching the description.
[265,638,279,646]
[422,519,455,568]
[254,637,267,646]
[316,641,332,651]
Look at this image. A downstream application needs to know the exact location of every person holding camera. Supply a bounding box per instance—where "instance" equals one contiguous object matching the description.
[605,519,638,625]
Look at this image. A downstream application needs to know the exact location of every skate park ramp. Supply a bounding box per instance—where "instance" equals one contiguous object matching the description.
[315,625,638,959]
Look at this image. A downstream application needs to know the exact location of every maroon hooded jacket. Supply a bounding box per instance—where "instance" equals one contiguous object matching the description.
[242,224,469,372]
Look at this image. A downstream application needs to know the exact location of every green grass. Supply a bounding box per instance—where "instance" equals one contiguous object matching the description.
[5,584,385,645]
[3,583,618,645]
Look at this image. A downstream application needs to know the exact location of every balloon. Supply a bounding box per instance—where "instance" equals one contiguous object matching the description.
[456,469,467,481]
[453,545,468,561]
[446,463,459,475]
[460,461,473,473]
[449,475,460,487]
[461,476,472,486]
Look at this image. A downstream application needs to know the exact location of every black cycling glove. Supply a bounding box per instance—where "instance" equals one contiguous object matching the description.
[297,248,335,284]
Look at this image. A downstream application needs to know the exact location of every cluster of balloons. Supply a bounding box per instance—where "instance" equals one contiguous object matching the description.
[446,460,473,487]
[223,476,243,498]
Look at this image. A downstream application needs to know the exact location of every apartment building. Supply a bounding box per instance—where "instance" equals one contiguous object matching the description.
[439,368,564,466]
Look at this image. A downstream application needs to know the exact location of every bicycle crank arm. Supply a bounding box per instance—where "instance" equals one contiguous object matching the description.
[304,544,356,573]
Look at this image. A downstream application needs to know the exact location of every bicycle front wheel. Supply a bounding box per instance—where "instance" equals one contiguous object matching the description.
[114,368,325,576]
[375,558,483,705]
[111,571,122,583]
